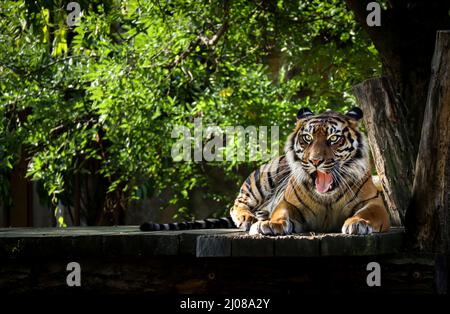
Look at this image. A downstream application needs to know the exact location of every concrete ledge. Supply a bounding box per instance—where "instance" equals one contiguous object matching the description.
[0,226,405,259]
[2,227,438,294]
[0,227,239,258]
[197,227,405,257]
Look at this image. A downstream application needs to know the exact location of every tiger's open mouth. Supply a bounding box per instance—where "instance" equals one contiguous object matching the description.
[311,171,334,194]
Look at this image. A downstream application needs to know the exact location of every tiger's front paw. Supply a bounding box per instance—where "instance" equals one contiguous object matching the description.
[249,220,292,236]
[342,217,373,235]
[234,213,257,231]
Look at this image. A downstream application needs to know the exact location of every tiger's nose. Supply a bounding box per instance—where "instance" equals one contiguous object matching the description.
[309,158,323,166]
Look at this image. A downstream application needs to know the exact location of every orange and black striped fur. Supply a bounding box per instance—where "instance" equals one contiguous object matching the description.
[230,107,390,235]
[140,217,235,231]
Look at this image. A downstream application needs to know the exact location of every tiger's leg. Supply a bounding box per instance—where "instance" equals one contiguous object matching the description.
[249,200,294,235]
[230,163,273,231]
[230,204,258,231]
[342,196,390,235]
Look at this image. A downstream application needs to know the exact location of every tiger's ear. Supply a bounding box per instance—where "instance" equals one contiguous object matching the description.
[345,107,363,121]
[297,107,314,120]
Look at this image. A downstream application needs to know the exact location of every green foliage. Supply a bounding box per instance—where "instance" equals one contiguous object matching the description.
[0,0,380,223]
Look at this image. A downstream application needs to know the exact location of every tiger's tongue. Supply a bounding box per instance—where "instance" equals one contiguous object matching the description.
[315,171,333,194]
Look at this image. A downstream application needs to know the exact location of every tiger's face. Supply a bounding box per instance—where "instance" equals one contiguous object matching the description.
[286,107,368,197]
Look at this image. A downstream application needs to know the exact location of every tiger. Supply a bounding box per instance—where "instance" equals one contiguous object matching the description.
[230,107,390,236]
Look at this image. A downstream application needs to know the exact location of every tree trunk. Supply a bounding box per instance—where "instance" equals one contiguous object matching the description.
[345,1,450,158]
[352,77,414,226]
[406,31,450,253]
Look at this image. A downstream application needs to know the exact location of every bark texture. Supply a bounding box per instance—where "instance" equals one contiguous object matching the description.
[407,31,450,253]
[352,77,414,225]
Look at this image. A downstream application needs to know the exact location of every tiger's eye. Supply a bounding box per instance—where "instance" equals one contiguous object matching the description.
[302,134,312,143]
[329,135,340,143]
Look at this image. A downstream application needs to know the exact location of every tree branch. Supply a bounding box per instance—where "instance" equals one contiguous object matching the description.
[165,0,230,70]
[165,21,229,70]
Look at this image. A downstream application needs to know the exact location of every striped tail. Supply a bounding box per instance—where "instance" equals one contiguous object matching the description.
[139,216,236,231]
